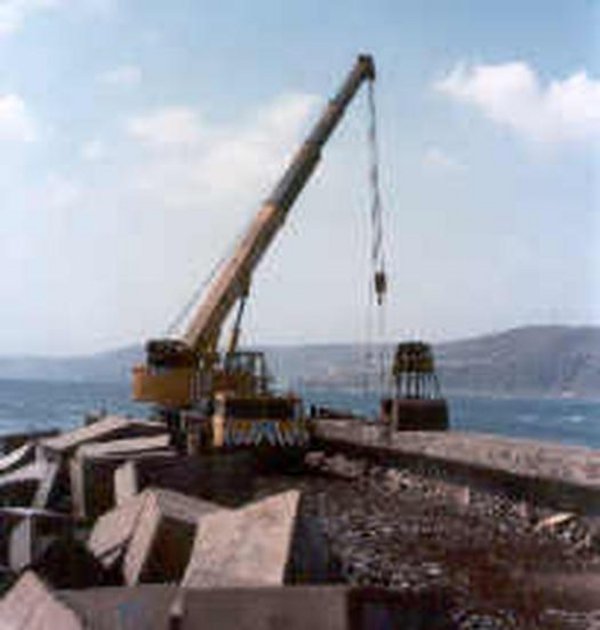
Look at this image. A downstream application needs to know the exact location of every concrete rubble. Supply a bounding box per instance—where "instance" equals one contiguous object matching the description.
[0,416,597,628]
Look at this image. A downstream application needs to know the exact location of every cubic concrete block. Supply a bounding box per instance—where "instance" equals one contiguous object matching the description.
[69,435,171,519]
[88,488,221,584]
[182,490,300,588]
[124,488,221,585]
[0,571,82,630]
[87,492,148,570]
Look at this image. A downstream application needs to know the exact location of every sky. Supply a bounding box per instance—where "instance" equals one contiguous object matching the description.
[0,0,598,355]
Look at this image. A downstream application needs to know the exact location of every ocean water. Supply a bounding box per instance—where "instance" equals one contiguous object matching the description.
[0,379,598,450]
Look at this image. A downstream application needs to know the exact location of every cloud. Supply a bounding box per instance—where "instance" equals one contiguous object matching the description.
[125,93,319,207]
[0,0,62,35]
[98,65,142,87]
[81,139,106,160]
[423,146,465,173]
[435,62,600,143]
[43,173,81,209]
[127,106,204,147]
[0,94,36,142]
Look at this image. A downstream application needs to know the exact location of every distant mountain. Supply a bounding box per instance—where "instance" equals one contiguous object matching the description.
[0,345,143,384]
[0,326,599,398]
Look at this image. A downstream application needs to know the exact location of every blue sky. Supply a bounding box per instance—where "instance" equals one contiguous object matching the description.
[0,0,598,355]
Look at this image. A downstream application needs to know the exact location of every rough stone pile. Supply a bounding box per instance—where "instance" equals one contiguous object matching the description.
[292,452,600,629]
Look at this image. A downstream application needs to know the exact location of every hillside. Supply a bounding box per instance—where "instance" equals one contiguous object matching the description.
[0,326,599,398]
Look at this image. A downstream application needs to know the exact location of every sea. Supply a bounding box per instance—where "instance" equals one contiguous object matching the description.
[0,379,598,450]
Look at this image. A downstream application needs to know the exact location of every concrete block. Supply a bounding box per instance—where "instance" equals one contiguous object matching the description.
[0,461,49,507]
[0,430,59,455]
[69,436,171,519]
[175,585,429,630]
[0,443,34,475]
[119,452,255,507]
[87,492,148,570]
[124,488,221,585]
[114,460,138,506]
[40,416,166,460]
[182,490,300,588]
[0,507,76,568]
[7,509,78,573]
[0,571,82,630]
[59,584,179,630]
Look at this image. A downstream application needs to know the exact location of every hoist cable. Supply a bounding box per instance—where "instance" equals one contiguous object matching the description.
[366,79,389,394]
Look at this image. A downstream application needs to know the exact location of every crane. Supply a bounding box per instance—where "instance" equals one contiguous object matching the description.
[132,54,377,450]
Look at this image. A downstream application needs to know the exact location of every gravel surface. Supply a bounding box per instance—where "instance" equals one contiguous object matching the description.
[257,452,600,629]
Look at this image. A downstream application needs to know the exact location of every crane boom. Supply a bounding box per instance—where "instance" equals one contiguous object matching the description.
[133,54,375,409]
[183,54,375,351]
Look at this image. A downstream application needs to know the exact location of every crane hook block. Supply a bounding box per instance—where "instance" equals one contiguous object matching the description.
[374,270,387,305]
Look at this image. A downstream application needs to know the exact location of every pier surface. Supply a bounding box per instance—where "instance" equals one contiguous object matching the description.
[313,420,600,512]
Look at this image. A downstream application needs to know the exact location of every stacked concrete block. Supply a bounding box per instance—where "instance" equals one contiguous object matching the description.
[69,435,171,519]
[87,488,222,585]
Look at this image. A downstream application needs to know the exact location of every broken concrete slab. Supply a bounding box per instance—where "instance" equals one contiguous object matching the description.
[123,488,222,585]
[182,490,300,588]
[39,416,166,460]
[0,571,82,630]
[69,435,171,519]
